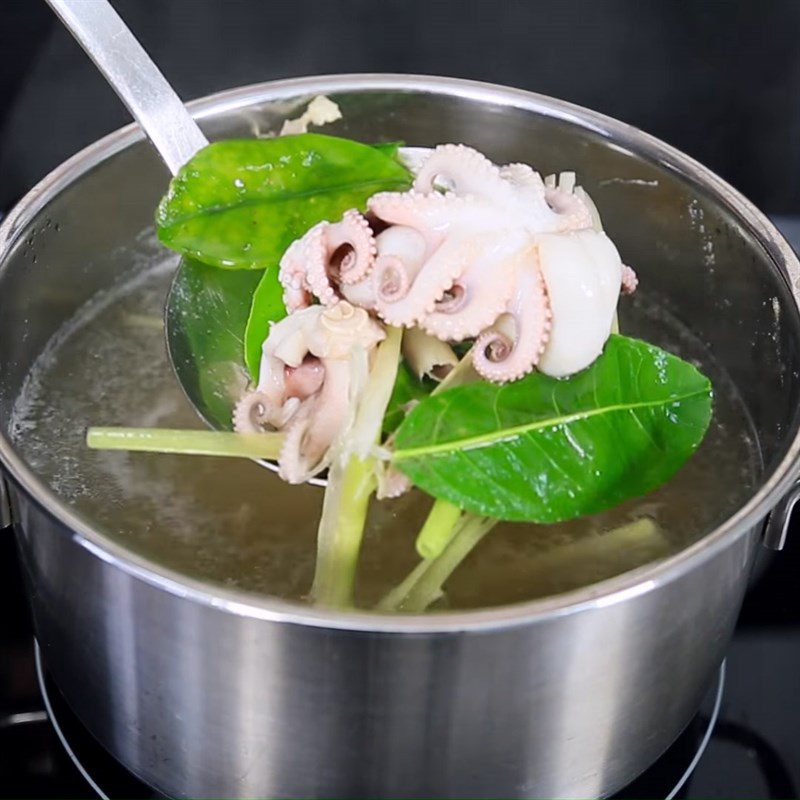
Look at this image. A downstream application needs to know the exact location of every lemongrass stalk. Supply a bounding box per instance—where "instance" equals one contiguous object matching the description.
[351,326,402,460]
[310,327,403,607]
[383,516,663,614]
[401,516,495,611]
[86,427,284,459]
[376,557,433,612]
[379,515,496,612]
[513,518,665,587]
[309,453,375,607]
[414,498,463,559]
[379,346,484,600]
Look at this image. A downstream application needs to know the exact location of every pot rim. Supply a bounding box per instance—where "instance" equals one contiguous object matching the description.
[1,72,799,634]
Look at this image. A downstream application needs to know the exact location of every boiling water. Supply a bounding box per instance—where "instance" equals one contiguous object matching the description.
[9,255,760,611]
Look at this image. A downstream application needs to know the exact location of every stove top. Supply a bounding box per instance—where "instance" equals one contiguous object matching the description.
[1,216,800,799]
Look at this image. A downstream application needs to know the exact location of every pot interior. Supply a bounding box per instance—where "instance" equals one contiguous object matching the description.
[1,78,798,612]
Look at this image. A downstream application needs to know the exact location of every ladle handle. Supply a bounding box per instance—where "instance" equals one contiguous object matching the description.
[44,0,208,175]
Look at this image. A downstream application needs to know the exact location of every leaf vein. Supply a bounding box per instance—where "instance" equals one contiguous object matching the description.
[393,389,709,461]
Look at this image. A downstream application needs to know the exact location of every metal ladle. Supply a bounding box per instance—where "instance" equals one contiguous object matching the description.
[45,0,233,429]
[45,0,425,441]
[45,0,208,173]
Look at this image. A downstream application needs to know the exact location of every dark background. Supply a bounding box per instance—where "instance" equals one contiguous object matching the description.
[3,0,800,214]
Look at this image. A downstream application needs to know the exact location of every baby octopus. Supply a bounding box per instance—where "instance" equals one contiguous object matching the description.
[233,302,384,483]
[369,144,635,381]
[276,144,637,383]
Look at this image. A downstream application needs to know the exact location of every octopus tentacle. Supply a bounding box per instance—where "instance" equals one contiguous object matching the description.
[255,309,323,411]
[277,233,316,312]
[233,391,273,433]
[472,264,551,383]
[574,185,603,232]
[422,278,512,342]
[371,189,524,245]
[374,255,414,305]
[302,225,340,307]
[544,185,593,231]
[473,326,513,381]
[371,225,430,311]
[277,402,316,483]
[499,162,545,190]
[278,223,339,310]
[376,463,412,499]
[254,348,287,410]
[233,391,300,434]
[413,144,508,200]
[621,264,638,295]
[483,163,576,233]
[340,275,378,311]
[277,212,377,310]
[420,242,519,341]
[278,359,352,483]
[369,191,461,241]
[325,209,376,285]
[375,238,467,327]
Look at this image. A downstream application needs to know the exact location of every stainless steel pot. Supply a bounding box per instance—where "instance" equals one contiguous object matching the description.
[1,75,800,799]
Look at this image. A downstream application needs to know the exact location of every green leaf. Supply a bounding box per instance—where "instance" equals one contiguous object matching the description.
[371,141,404,160]
[166,258,262,430]
[243,267,287,379]
[382,361,435,435]
[156,133,412,270]
[391,335,713,522]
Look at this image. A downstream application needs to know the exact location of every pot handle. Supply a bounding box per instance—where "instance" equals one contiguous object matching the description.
[0,475,11,531]
[762,482,800,550]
